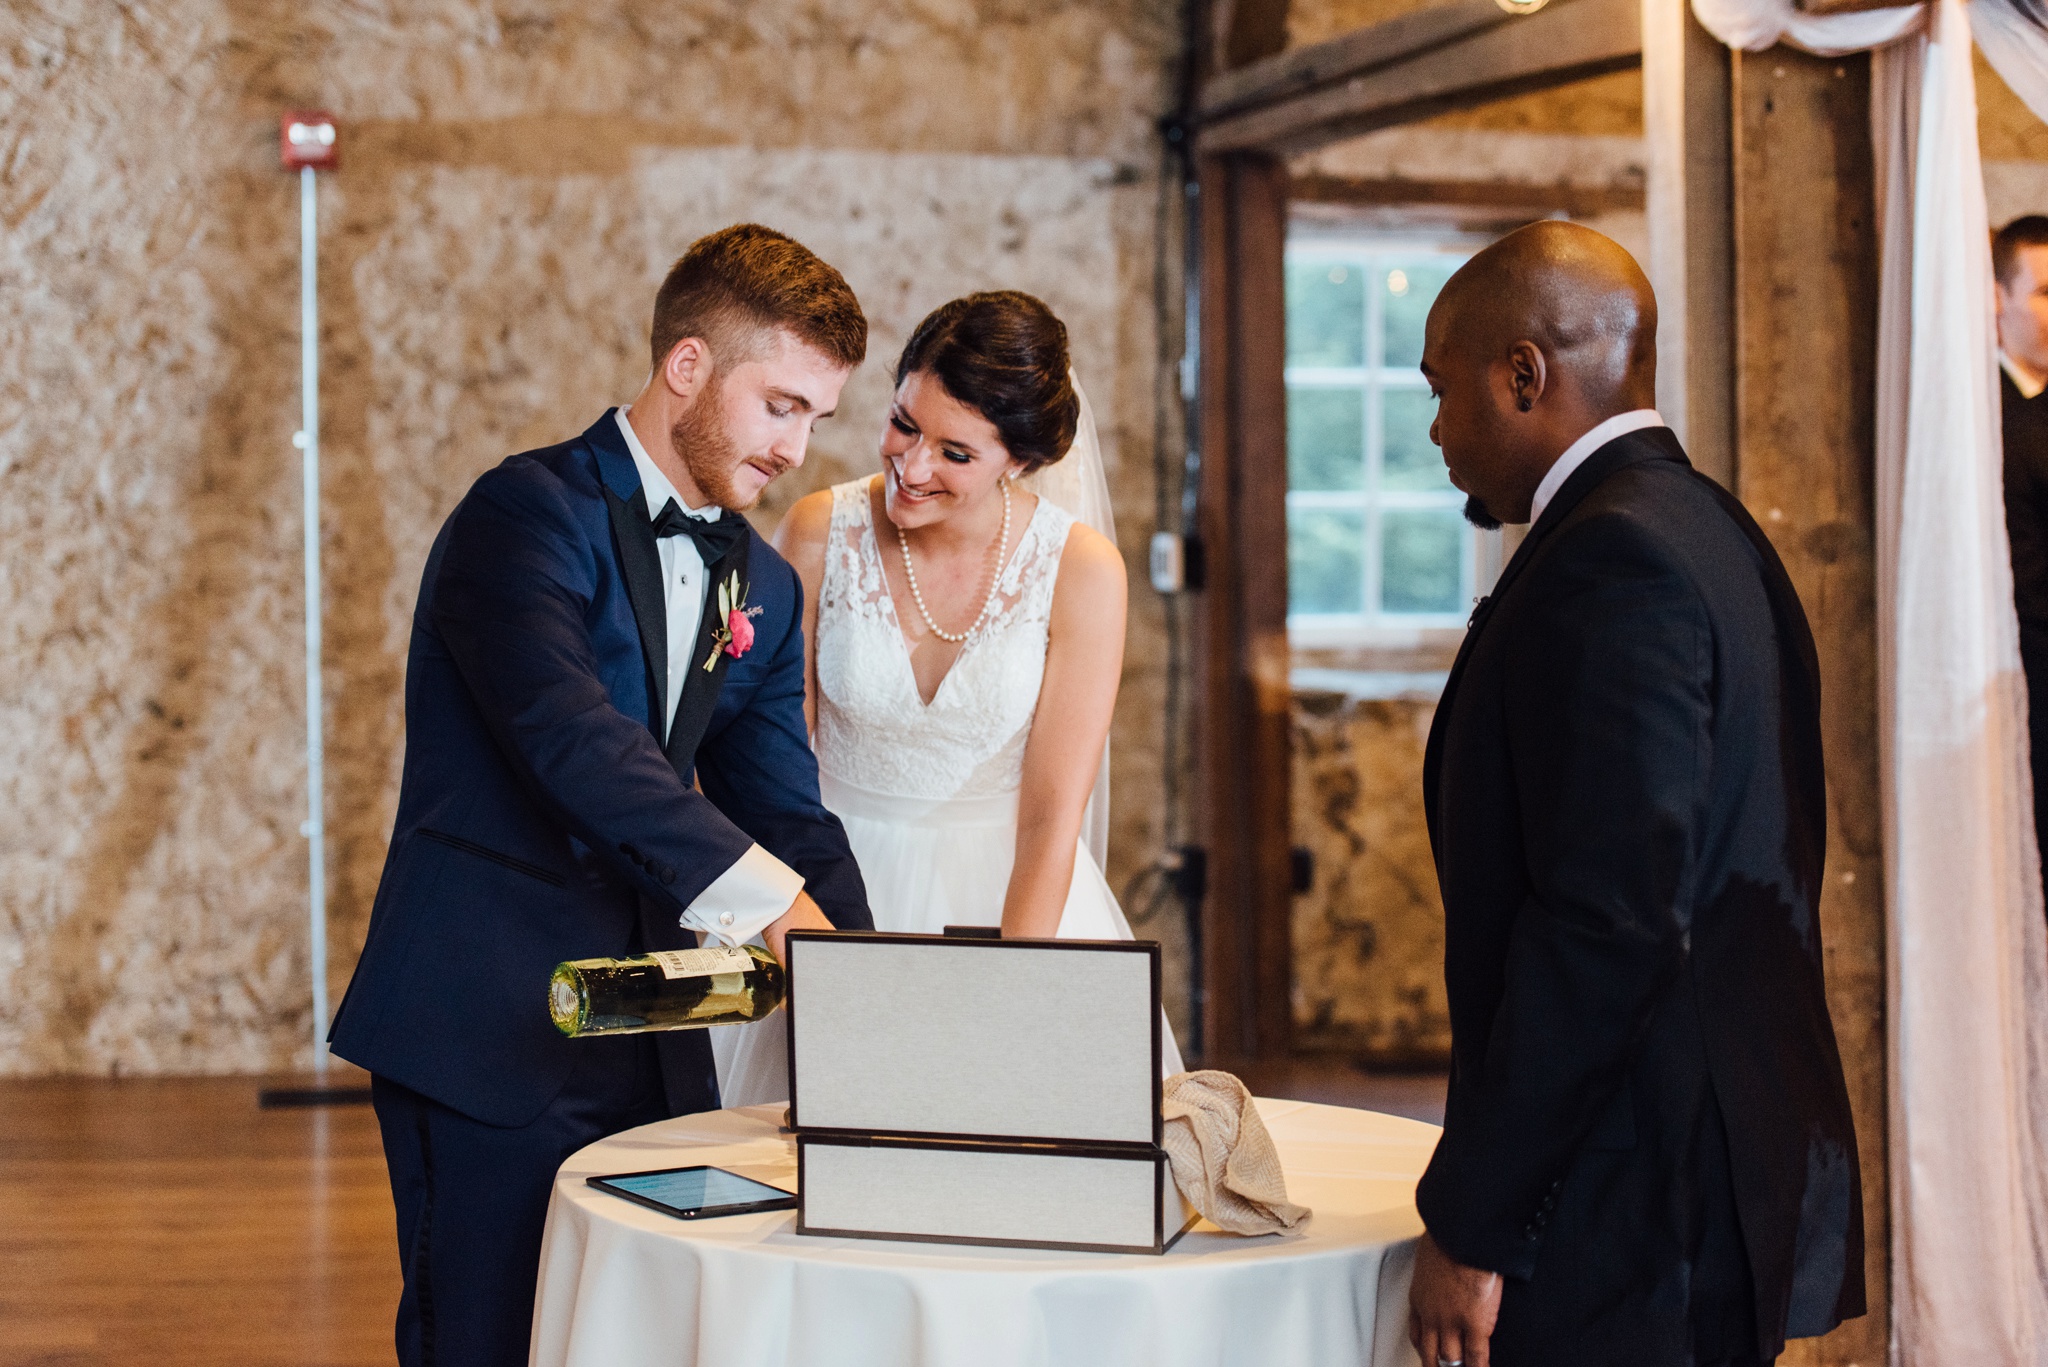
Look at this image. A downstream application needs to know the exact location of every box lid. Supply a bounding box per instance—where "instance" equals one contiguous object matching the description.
[786,932,1161,1147]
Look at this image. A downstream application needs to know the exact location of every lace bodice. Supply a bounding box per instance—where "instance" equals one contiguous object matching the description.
[813,478,1073,800]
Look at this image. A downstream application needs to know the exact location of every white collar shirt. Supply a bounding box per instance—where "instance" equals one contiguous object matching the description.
[2002,351,2047,400]
[612,406,800,947]
[1527,408,1667,526]
[616,406,721,741]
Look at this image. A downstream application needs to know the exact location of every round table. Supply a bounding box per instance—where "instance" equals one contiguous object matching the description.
[531,1098,1435,1367]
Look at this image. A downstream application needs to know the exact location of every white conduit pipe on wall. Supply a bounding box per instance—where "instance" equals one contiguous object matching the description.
[297,161,328,1075]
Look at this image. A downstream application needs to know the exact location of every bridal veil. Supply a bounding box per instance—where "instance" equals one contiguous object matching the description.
[1018,372,1116,868]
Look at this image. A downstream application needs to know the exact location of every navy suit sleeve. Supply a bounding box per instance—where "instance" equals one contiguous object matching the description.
[429,462,754,914]
[1416,513,1710,1277]
[697,565,873,931]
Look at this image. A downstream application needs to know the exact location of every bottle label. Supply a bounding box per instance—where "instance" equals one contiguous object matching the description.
[649,946,753,980]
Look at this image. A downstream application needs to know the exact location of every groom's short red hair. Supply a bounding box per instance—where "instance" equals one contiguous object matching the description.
[650,224,867,373]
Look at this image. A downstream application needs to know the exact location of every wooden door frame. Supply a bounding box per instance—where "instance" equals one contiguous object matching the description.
[1184,0,1648,1064]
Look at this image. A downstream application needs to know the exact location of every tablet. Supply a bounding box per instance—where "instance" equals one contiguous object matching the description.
[586,1164,798,1220]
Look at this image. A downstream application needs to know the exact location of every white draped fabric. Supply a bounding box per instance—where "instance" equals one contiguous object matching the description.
[1672,0,2048,1356]
[1869,3,2048,1357]
[1975,0,2048,120]
[1691,0,1922,55]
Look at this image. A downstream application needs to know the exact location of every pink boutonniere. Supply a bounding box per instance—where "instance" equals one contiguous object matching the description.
[704,571,764,670]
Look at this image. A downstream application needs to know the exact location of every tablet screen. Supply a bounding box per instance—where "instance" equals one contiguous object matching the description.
[589,1165,796,1218]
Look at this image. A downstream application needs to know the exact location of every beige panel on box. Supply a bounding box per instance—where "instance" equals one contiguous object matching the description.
[800,1139,1182,1252]
[788,936,1158,1143]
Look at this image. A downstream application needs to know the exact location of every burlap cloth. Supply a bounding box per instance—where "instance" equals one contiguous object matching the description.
[1160,1070,1311,1235]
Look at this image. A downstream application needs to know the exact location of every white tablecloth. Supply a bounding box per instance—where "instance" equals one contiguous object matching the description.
[531,1097,1435,1367]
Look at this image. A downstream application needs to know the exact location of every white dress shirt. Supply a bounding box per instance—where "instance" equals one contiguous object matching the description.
[614,407,803,947]
[2002,351,2047,400]
[1527,408,1667,525]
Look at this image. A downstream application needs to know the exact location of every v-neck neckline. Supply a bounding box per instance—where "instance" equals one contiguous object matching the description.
[862,477,1044,710]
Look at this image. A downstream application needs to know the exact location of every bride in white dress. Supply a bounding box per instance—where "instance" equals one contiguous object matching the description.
[713,291,1185,1104]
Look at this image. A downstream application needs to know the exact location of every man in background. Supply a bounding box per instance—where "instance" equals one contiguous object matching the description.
[1995,214,2048,905]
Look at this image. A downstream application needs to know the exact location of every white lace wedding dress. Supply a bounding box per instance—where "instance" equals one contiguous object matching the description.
[711,476,1185,1105]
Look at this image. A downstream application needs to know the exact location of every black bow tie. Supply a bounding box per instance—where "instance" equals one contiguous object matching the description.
[650,498,747,563]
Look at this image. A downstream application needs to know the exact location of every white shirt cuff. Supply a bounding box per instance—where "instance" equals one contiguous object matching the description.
[680,843,803,946]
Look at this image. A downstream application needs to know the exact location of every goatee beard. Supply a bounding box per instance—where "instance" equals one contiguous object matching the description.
[1462,495,1501,531]
[668,382,785,512]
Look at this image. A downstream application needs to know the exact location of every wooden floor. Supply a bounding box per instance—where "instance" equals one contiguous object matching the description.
[0,1065,398,1367]
[0,1058,1442,1366]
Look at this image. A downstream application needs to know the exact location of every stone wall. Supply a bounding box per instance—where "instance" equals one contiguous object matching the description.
[0,1,1182,1075]
[1291,687,1450,1061]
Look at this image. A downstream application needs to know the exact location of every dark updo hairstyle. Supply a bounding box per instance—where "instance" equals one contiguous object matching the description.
[893,291,1079,473]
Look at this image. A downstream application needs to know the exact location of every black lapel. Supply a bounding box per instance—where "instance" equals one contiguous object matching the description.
[604,484,669,736]
[663,533,752,775]
[1455,427,1683,672]
[1422,428,1688,845]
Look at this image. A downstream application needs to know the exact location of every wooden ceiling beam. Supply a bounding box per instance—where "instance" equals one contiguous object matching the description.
[1201,0,1510,119]
[1208,0,1293,77]
[1289,171,1647,216]
[1196,0,1642,156]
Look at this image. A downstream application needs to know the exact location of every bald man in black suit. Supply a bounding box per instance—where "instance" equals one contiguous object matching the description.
[1403,222,1864,1367]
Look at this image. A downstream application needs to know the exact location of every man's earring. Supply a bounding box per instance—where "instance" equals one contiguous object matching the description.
[1517,394,1533,412]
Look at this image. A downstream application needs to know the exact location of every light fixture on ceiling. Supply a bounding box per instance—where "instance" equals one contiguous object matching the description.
[1496,0,1549,13]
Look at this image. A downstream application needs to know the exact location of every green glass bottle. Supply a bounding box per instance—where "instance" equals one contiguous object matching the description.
[549,944,785,1038]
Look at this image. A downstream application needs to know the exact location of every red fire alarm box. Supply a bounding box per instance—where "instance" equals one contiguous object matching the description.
[280,111,339,170]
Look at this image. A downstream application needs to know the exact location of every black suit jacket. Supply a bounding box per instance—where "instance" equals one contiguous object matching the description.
[2001,368,2048,875]
[2003,367,2048,644]
[330,412,871,1127]
[1418,427,1863,1362]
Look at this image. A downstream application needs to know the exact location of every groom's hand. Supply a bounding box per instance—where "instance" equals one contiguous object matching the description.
[1408,1230,1501,1367]
[762,891,833,965]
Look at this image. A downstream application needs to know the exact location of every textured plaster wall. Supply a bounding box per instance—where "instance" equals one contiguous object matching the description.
[1291,689,1450,1061]
[0,2,1182,1075]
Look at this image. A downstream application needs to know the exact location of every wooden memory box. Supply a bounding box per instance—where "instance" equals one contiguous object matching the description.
[784,931,1195,1255]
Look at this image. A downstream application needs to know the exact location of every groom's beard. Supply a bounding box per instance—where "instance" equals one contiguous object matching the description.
[668,378,789,512]
[1462,494,1502,531]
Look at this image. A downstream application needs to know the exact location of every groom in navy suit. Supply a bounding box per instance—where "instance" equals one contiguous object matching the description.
[330,224,873,1367]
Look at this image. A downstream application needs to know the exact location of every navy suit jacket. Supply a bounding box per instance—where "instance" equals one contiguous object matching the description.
[330,412,870,1127]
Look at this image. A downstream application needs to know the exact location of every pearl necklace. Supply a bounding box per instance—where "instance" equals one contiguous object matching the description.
[896,478,1012,644]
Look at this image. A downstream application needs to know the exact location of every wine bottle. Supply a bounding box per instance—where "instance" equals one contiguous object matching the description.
[549,944,785,1038]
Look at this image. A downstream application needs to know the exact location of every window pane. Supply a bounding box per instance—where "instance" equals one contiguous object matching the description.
[1288,387,1365,491]
[1381,259,1461,371]
[1381,508,1465,614]
[1289,508,1367,615]
[1287,260,1366,367]
[1381,388,1452,492]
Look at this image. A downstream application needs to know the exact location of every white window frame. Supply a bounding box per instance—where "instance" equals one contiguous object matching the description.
[1284,232,1501,651]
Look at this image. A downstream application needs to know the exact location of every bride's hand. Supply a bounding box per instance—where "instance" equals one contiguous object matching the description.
[763,890,833,965]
